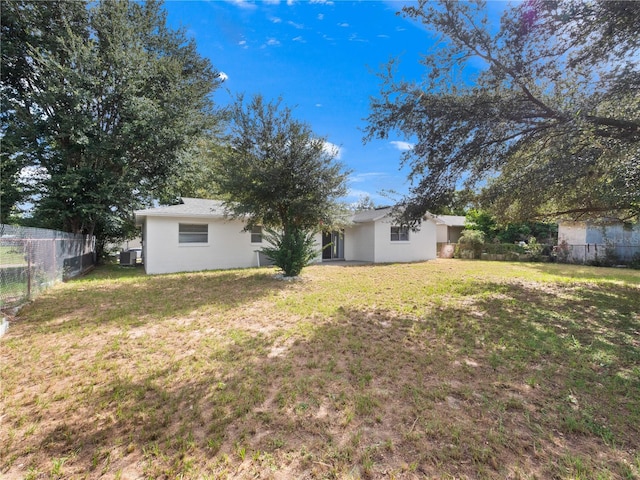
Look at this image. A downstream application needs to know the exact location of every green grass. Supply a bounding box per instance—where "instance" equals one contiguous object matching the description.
[1,259,639,479]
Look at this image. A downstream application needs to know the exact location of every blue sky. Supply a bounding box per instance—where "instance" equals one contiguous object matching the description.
[162,0,506,206]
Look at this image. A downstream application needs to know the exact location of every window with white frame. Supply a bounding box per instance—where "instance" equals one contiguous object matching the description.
[390,226,409,241]
[179,223,208,244]
[251,225,263,243]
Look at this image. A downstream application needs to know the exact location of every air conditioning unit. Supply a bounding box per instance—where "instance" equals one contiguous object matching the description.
[119,250,137,266]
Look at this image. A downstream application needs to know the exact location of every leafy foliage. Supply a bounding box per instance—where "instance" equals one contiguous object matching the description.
[465,209,557,244]
[455,229,485,258]
[365,0,640,224]
[214,94,349,276]
[261,228,319,277]
[1,0,221,257]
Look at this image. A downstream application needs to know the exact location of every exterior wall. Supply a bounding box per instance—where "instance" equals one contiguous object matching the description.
[344,223,375,262]
[558,222,588,245]
[311,232,323,263]
[437,225,464,243]
[558,221,640,262]
[143,217,323,274]
[144,216,263,274]
[436,225,448,243]
[373,218,437,263]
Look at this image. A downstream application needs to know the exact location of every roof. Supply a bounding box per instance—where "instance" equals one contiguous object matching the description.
[431,215,467,227]
[351,207,393,223]
[134,198,227,225]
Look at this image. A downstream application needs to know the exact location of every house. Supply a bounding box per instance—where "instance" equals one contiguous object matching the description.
[134,199,437,274]
[340,207,437,264]
[432,215,466,244]
[558,219,640,263]
[430,214,466,258]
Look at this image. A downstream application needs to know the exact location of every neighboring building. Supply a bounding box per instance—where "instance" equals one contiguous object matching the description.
[134,199,437,274]
[558,219,640,263]
[430,214,466,258]
[432,215,466,244]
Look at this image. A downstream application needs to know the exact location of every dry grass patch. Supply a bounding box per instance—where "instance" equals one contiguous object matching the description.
[1,260,639,479]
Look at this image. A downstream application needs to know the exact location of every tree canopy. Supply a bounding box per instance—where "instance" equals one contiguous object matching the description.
[365,0,640,225]
[214,94,349,275]
[1,0,222,255]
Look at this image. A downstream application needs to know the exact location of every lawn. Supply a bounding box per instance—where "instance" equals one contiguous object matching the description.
[1,259,639,479]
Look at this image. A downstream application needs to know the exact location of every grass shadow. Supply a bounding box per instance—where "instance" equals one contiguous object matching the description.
[15,265,287,333]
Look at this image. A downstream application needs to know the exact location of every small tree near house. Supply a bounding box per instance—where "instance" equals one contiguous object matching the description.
[214,94,350,277]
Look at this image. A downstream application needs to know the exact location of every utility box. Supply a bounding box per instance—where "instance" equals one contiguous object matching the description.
[119,250,137,266]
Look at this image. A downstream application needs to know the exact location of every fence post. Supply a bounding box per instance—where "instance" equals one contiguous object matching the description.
[26,239,32,299]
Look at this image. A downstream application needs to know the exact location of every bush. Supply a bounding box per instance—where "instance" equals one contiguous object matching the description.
[483,243,525,255]
[455,229,485,259]
[261,227,318,277]
[524,237,543,260]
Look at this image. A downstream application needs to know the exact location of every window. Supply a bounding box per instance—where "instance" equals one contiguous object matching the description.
[390,226,409,241]
[179,223,208,244]
[250,225,263,243]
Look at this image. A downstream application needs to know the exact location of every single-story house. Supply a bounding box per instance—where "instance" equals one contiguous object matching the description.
[134,198,437,274]
[558,219,640,263]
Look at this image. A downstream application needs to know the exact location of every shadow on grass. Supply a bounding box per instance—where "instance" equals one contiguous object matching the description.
[16,266,287,332]
[5,265,640,478]
[20,288,640,478]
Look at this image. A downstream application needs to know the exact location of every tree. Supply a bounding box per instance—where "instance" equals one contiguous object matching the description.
[0,0,221,257]
[365,0,640,225]
[214,94,350,276]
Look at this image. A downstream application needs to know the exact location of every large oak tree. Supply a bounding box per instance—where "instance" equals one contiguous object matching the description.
[1,0,222,256]
[365,0,640,225]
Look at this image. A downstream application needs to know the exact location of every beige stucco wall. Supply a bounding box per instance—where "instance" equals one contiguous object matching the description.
[373,218,437,263]
[344,222,375,262]
[142,216,323,274]
[143,216,260,274]
[436,225,464,243]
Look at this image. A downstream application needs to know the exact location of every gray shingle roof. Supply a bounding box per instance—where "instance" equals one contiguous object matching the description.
[351,207,393,223]
[134,198,227,223]
[431,215,466,227]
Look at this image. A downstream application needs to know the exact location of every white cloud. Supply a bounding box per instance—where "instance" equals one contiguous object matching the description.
[315,103,322,107]
[266,38,281,46]
[292,35,305,43]
[390,140,414,151]
[349,172,386,183]
[323,141,343,159]
[349,33,367,43]
[288,20,304,29]
[226,0,257,9]
[317,13,324,20]
[238,40,248,49]
[377,34,390,39]
[338,22,349,27]
[263,0,280,4]
[270,16,282,23]
[310,0,334,4]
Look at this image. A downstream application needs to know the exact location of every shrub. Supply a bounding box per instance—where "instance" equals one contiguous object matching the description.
[553,240,571,263]
[261,227,318,277]
[455,229,485,259]
[524,237,543,260]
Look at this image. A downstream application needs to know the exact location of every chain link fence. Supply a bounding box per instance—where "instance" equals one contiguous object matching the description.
[0,224,96,309]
